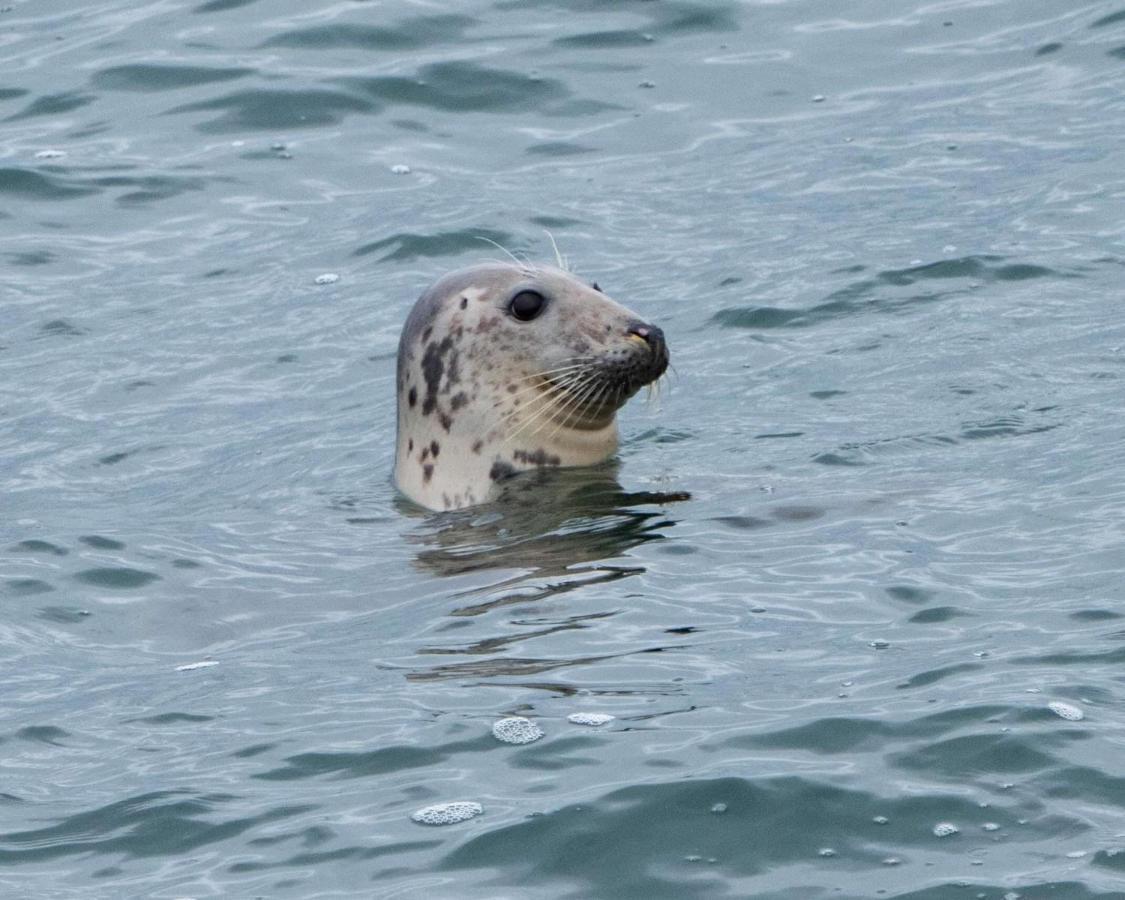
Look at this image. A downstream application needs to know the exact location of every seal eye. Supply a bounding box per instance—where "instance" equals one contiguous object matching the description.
[508,290,547,322]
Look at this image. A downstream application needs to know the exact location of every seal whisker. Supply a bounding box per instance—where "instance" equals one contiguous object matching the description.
[505,360,593,388]
[476,236,534,275]
[516,369,600,440]
[519,360,595,384]
[524,357,597,378]
[500,370,586,430]
[539,373,607,440]
[526,383,590,442]
[502,368,590,406]
[500,360,600,405]
[544,375,605,443]
[503,377,582,443]
[500,382,578,432]
[544,230,569,272]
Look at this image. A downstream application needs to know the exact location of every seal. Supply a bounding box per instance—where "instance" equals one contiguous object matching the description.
[393,262,669,511]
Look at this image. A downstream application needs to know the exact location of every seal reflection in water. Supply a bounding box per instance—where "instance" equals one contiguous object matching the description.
[394,262,669,511]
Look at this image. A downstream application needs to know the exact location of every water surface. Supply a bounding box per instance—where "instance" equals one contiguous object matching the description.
[3,0,1125,897]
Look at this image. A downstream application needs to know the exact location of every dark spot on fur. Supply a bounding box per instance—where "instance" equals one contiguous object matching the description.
[443,493,451,509]
[451,392,468,411]
[459,297,468,310]
[420,336,454,416]
[472,439,483,454]
[420,447,429,462]
[430,440,439,458]
[444,346,461,390]
[408,386,417,408]
[514,448,561,468]
[592,282,603,293]
[423,463,434,483]
[490,461,516,482]
[421,347,442,415]
[507,383,517,394]
[408,438,414,452]
[422,326,432,342]
[439,411,453,432]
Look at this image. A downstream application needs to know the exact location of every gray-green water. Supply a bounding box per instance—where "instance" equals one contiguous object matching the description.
[3,1,1125,897]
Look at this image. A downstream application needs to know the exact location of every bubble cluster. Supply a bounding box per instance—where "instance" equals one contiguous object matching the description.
[411,801,483,826]
[933,822,960,837]
[314,273,340,285]
[567,712,615,726]
[492,716,543,745]
[1048,701,1084,721]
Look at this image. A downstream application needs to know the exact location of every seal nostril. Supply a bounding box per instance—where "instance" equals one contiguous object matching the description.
[627,321,665,351]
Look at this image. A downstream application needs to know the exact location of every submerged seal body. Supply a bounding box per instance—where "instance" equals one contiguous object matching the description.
[393,262,668,511]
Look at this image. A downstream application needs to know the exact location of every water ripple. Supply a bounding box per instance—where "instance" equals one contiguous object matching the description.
[261,15,476,50]
[168,88,377,132]
[0,791,312,862]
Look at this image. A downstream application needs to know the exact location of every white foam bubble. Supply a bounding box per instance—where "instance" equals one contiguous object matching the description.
[391,164,411,175]
[1048,701,1084,721]
[176,660,218,671]
[411,801,483,826]
[567,712,615,726]
[492,716,543,745]
[982,822,999,832]
[35,149,66,159]
[873,815,889,825]
[314,273,340,285]
[933,822,959,837]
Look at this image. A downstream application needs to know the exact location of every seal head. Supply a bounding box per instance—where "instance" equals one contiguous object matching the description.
[393,262,668,511]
